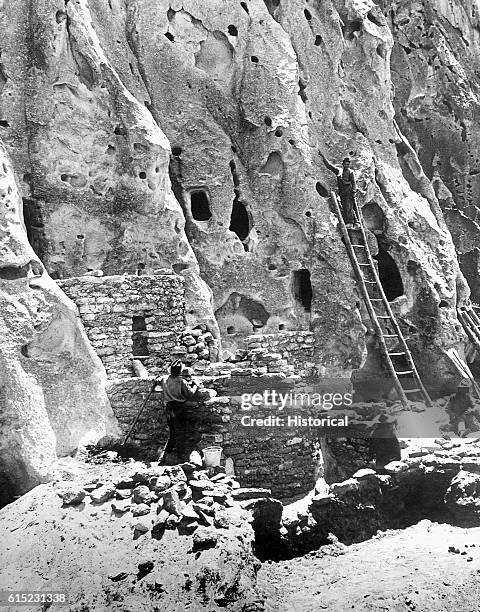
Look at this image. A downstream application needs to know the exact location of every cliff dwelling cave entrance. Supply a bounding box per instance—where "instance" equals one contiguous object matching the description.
[374,237,404,302]
[229,200,251,249]
[23,198,46,263]
[292,269,312,312]
[132,315,148,357]
[190,189,211,221]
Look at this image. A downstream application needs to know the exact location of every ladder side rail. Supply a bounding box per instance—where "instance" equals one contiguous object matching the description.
[467,306,480,329]
[354,199,432,406]
[330,193,409,406]
[458,310,480,350]
[464,308,480,343]
[461,310,480,347]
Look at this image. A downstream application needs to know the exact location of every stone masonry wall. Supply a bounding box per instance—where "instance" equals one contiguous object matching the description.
[244,332,316,377]
[58,273,185,378]
[107,367,384,500]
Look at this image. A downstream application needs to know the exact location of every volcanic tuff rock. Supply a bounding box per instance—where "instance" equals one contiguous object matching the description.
[0,0,469,378]
[0,140,118,506]
[0,0,476,499]
[389,0,480,302]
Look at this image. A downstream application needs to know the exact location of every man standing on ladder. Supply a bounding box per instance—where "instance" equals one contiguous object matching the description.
[320,152,359,229]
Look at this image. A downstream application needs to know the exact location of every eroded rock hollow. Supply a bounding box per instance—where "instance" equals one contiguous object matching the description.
[0,0,476,499]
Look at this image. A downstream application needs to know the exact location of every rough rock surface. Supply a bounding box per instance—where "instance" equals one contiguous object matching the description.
[0,140,118,506]
[389,0,480,304]
[0,0,217,335]
[0,0,469,384]
[0,459,266,611]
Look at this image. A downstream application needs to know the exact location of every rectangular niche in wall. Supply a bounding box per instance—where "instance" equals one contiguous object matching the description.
[189,188,212,221]
[132,315,149,357]
[292,269,312,312]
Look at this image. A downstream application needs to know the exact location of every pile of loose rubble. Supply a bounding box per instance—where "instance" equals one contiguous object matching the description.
[56,457,280,545]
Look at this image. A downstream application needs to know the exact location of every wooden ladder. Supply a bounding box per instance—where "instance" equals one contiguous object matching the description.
[331,192,432,408]
[458,306,480,353]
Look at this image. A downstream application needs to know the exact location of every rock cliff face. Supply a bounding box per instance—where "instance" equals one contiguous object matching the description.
[0,0,468,379]
[0,139,118,505]
[388,0,480,303]
[0,0,475,499]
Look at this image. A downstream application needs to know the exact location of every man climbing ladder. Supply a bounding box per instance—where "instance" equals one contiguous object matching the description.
[320,151,359,228]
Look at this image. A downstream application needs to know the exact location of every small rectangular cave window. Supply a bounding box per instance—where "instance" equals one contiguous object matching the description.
[132,315,149,356]
[292,269,312,312]
[190,189,212,221]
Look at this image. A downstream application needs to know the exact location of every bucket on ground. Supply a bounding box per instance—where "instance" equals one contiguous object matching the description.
[202,445,223,468]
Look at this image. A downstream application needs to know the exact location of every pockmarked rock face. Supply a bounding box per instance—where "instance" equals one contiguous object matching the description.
[388,0,480,301]
[0,140,119,505]
[0,0,216,334]
[0,0,470,382]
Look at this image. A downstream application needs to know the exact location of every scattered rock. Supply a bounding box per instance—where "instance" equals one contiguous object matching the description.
[163,489,182,516]
[153,475,171,493]
[132,503,151,517]
[192,527,218,551]
[133,485,151,504]
[57,487,86,506]
[231,487,271,501]
[214,510,230,529]
[111,499,131,513]
[90,483,116,503]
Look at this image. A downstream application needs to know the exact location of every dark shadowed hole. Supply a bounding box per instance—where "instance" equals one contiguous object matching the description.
[240,2,249,13]
[165,32,175,42]
[375,243,404,301]
[190,190,212,221]
[0,266,28,280]
[228,25,238,36]
[292,269,312,312]
[172,146,182,156]
[315,182,329,198]
[132,316,148,356]
[139,171,147,179]
[251,55,259,63]
[229,200,251,242]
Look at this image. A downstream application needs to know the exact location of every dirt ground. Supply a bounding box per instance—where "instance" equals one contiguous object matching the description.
[258,520,480,612]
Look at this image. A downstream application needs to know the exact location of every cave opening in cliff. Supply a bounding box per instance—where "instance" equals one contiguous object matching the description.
[132,316,149,357]
[229,200,251,248]
[292,269,312,312]
[374,238,404,302]
[362,201,385,233]
[190,189,211,221]
[23,198,46,263]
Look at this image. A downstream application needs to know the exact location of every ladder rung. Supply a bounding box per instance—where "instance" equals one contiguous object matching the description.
[383,334,398,338]
[396,370,414,375]
[359,262,370,266]
[388,352,406,356]
[351,244,365,248]
[371,298,383,302]
[377,315,391,319]
[365,280,377,284]
[404,388,421,394]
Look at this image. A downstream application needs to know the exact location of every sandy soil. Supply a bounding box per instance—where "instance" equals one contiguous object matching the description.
[258,520,480,611]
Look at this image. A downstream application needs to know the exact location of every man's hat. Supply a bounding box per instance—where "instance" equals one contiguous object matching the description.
[342,157,351,164]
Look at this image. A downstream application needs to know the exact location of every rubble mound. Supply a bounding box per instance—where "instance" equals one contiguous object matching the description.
[1,458,280,611]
